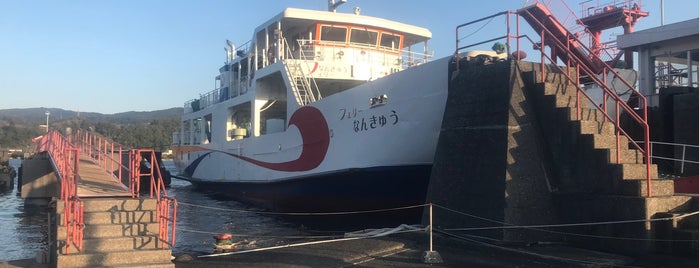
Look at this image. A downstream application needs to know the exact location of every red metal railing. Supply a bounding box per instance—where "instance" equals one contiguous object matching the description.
[75,129,126,185]
[34,130,85,253]
[454,1,652,196]
[72,131,177,248]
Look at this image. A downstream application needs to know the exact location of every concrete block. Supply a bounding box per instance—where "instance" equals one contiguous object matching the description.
[61,235,162,254]
[58,222,160,239]
[20,158,60,198]
[58,198,158,213]
[58,210,156,225]
[56,249,172,267]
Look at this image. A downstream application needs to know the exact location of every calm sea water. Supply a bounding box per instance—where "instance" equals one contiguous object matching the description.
[0,160,303,261]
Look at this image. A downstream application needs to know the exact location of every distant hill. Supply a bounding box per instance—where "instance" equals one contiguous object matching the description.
[0,107,183,150]
[0,107,183,125]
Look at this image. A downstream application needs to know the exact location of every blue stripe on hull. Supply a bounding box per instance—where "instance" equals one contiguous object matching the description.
[188,165,432,213]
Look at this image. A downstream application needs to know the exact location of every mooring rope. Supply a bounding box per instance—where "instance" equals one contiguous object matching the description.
[177,201,427,216]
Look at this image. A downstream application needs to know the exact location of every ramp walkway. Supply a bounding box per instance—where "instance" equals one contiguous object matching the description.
[75,155,131,197]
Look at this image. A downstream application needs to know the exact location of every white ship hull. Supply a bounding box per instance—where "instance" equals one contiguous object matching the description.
[173,57,450,211]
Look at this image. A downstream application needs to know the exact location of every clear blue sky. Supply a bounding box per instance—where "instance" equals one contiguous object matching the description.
[1,0,696,114]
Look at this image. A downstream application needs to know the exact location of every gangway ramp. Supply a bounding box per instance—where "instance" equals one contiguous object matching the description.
[75,155,131,197]
[518,2,603,73]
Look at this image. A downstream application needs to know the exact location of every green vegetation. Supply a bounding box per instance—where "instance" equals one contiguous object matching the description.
[0,108,182,152]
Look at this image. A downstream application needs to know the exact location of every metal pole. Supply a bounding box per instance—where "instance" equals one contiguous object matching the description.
[661,0,665,26]
[429,203,433,252]
[681,145,687,174]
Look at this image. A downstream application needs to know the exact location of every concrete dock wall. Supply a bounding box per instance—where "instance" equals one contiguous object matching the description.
[424,60,557,242]
[21,155,59,199]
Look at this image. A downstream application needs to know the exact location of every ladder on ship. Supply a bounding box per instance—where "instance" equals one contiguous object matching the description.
[282,38,321,106]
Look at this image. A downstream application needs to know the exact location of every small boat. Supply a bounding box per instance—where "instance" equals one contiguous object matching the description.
[171,3,451,213]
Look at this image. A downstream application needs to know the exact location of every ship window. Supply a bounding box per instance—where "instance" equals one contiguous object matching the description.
[380,32,403,51]
[350,28,378,47]
[320,25,347,42]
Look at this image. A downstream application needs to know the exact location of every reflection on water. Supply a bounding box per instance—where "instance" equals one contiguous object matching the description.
[166,171,303,255]
[0,159,49,261]
[0,159,303,260]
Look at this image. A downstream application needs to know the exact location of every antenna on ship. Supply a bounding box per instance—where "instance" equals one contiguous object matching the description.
[328,0,346,12]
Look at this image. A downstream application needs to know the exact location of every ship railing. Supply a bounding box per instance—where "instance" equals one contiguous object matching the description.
[172,131,192,145]
[184,87,223,113]
[292,39,432,70]
[455,2,652,196]
[580,0,642,17]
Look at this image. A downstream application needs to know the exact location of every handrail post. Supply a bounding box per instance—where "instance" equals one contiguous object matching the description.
[681,144,687,174]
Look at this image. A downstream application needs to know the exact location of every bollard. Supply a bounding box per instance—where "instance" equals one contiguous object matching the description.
[422,203,443,263]
[213,233,236,253]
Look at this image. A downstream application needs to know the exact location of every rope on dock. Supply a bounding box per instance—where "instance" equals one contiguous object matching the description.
[435,203,699,242]
[177,201,427,216]
[176,201,699,243]
[196,226,427,258]
[178,228,343,239]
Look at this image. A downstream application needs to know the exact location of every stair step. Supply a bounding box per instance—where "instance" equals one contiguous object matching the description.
[602,148,644,164]
[566,107,608,123]
[57,249,172,267]
[61,235,162,254]
[59,210,156,225]
[584,133,629,150]
[57,198,157,213]
[574,120,615,135]
[535,82,578,97]
[58,223,160,239]
[615,163,659,180]
[619,179,674,197]
[531,70,578,85]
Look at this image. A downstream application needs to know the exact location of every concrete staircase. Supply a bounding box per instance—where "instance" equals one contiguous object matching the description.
[56,198,174,267]
[519,62,699,255]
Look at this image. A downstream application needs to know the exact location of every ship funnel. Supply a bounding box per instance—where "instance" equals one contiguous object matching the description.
[226,39,236,60]
[224,47,230,64]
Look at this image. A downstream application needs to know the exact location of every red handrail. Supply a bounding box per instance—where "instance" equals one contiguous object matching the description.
[71,130,177,248]
[34,130,84,253]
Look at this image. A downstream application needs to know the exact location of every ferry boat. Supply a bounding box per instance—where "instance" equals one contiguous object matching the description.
[171,3,451,213]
